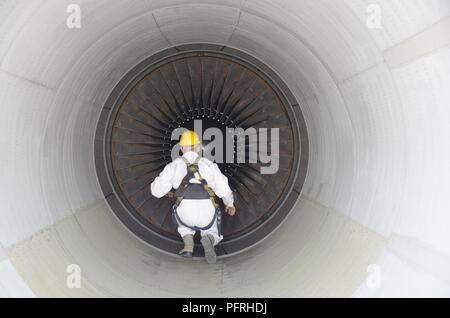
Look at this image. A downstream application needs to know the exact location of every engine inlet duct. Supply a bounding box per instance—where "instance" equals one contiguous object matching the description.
[95,44,309,257]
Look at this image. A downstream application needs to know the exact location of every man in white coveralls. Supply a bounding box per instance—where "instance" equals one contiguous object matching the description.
[151,130,236,264]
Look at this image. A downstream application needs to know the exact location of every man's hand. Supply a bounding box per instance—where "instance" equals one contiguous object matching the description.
[225,205,236,216]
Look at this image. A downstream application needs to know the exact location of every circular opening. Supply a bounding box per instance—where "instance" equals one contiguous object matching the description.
[95,44,308,257]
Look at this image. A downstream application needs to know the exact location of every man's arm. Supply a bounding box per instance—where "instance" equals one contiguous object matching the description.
[208,162,236,216]
[150,162,176,198]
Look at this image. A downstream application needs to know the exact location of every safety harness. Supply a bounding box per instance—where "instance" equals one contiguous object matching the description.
[172,156,222,235]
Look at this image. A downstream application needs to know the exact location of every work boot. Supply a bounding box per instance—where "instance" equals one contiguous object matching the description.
[179,234,194,258]
[200,234,216,264]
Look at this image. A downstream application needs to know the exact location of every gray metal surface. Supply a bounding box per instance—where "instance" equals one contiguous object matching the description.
[0,0,449,297]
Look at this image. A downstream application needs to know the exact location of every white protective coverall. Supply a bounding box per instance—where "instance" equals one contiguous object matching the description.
[151,151,234,245]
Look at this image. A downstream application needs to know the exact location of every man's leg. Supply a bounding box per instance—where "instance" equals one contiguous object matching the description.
[200,219,223,246]
[200,219,222,264]
[178,224,195,257]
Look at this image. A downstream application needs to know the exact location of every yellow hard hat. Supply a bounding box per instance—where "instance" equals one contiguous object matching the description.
[179,130,201,146]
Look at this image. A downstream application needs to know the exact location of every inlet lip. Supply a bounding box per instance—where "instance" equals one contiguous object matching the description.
[94,43,309,258]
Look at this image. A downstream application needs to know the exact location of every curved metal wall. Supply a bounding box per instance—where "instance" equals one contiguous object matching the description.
[0,0,449,297]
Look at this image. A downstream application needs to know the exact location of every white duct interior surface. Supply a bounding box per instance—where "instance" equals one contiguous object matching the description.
[1,0,450,297]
